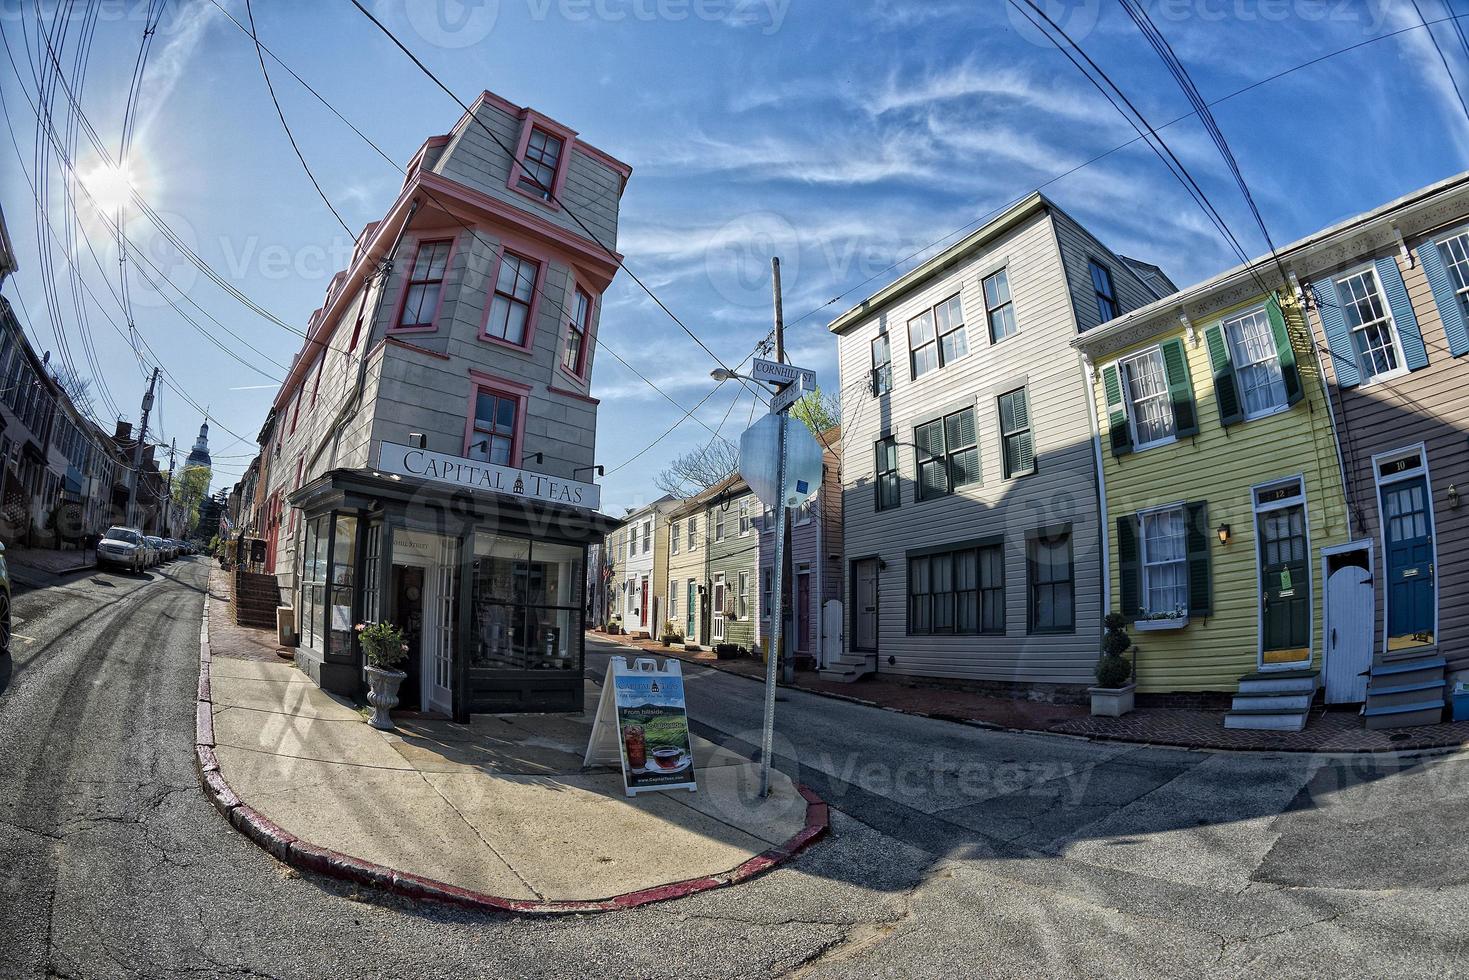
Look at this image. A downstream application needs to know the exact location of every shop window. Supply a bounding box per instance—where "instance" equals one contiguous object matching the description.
[326,515,358,658]
[470,535,584,672]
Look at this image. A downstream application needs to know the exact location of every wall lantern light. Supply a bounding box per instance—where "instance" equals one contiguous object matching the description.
[1450,484,1460,510]
[1217,524,1232,545]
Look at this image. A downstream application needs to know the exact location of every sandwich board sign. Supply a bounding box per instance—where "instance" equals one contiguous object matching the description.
[585,657,698,796]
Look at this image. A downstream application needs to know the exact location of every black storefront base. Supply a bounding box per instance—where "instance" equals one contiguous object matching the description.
[289,468,619,719]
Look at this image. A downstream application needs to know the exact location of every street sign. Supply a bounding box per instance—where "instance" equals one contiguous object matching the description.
[739,414,824,509]
[768,375,810,415]
[750,357,816,390]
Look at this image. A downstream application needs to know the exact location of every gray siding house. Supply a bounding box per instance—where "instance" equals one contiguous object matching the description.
[827,194,1170,693]
[256,90,629,716]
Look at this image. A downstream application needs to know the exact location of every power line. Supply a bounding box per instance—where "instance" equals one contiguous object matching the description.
[243,0,358,240]
[1412,0,1469,129]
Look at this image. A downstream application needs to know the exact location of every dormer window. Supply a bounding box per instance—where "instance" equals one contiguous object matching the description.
[518,128,563,201]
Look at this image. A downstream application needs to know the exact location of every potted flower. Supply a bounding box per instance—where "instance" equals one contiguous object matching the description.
[660,620,683,646]
[1089,613,1136,717]
[357,621,408,731]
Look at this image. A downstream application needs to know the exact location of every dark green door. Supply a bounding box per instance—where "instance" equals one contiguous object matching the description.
[1382,476,1435,648]
[686,581,696,641]
[1259,504,1311,664]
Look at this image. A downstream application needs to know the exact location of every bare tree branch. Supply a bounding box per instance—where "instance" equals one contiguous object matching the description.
[654,439,739,498]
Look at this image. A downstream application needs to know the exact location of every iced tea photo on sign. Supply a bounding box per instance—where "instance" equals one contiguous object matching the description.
[613,673,696,790]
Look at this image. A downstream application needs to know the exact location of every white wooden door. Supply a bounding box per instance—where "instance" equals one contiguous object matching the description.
[426,539,457,716]
[1325,563,1373,704]
[712,574,726,642]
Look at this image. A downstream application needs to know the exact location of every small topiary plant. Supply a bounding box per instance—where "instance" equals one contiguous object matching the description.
[1096,612,1134,688]
[356,621,408,670]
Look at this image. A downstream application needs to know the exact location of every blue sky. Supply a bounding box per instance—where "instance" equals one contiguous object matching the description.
[1,0,1466,510]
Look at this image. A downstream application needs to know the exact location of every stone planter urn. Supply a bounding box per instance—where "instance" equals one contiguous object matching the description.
[1089,683,1136,718]
[366,666,407,730]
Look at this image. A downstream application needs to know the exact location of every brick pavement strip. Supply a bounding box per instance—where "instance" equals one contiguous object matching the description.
[193,580,829,914]
[590,631,1469,755]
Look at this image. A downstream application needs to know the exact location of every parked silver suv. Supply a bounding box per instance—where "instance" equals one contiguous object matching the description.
[97,526,147,574]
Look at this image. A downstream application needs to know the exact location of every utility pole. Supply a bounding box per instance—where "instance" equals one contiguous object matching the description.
[774,261,797,688]
[760,256,790,799]
[164,438,176,536]
[126,368,159,529]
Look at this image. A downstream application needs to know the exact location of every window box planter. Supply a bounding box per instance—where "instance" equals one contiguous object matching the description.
[1133,616,1188,632]
[1088,682,1136,717]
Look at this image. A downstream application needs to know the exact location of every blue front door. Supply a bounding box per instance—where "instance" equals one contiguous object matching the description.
[1381,476,1436,649]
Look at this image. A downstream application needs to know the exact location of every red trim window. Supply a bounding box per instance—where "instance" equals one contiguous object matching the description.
[562,287,592,375]
[289,456,304,531]
[310,353,326,406]
[467,386,520,465]
[518,128,563,200]
[347,293,369,352]
[486,251,538,346]
[289,390,302,434]
[396,239,452,330]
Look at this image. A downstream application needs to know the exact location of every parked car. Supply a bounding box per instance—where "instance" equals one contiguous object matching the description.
[144,536,165,567]
[97,526,147,574]
[161,539,178,561]
[0,540,10,658]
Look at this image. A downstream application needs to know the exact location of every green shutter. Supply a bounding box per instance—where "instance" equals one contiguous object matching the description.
[1266,295,1304,406]
[1101,364,1132,457]
[1117,515,1140,621]
[1160,337,1198,437]
[1204,324,1243,427]
[1185,500,1212,616]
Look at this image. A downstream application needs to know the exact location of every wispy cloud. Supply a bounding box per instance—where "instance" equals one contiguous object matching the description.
[134,0,222,149]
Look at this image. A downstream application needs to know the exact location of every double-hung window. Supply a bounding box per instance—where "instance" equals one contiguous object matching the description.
[1440,231,1469,312]
[761,568,773,622]
[983,269,1017,342]
[518,127,563,200]
[1337,267,1403,383]
[1119,348,1176,449]
[715,507,726,542]
[907,294,967,379]
[1223,306,1288,418]
[998,386,1035,478]
[687,517,698,551]
[628,527,637,559]
[397,239,452,329]
[668,581,678,620]
[486,251,538,346]
[1140,507,1188,617]
[739,499,751,535]
[467,387,519,465]
[907,543,1004,635]
[563,287,592,375]
[1028,527,1074,634]
[874,436,900,511]
[1090,260,1118,322]
[641,521,651,554]
[671,521,680,554]
[871,333,893,394]
[914,407,978,501]
[738,571,750,619]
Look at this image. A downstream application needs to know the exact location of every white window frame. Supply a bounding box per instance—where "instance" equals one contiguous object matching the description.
[1136,502,1189,627]
[1335,263,1409,387]
[1370,444,1439,656]
[641,520,651,554]
[1118,346,1177,451]
[1439,229,1469,310]
[1219,304,1289,421]
[687,516,698,551]
[761,567,773,622]
[715,507,726,542]
[670,520,680,555]
[668,579,678,621]
[739,498,751,536]
[738,570,750,620]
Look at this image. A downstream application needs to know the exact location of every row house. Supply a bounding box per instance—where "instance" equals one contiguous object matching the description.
[761,426,843,672]
[1073,268,1350,730]
[255,90,630,716]
[1074,171,1469,730]
[665,492,707,646]
[605,495,674,637]
[829,193,1172,692]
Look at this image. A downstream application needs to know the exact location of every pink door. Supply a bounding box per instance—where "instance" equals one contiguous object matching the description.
[640,579,649,631]
[796,572,811,653]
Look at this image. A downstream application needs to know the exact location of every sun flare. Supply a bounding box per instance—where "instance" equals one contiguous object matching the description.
[81,162,135,214]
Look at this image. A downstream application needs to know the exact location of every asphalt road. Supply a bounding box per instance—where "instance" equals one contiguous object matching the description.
[1,564,1466,978]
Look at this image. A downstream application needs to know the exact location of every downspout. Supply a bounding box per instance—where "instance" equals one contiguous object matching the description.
[814,480,825,669]
[311,198,422,476]
[1289,272,1357,539]
[1078,351,1111,617]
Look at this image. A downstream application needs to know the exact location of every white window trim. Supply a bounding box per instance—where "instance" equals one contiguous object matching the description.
[1251,473,1314,671]
[1135,501,1189,630]
[738,570,750,620]
[739,499,751,536]
[1117,346,1178,453]
[1370,444,1439,656]
[1335,261,1410,389]
[1217,303,1290,422]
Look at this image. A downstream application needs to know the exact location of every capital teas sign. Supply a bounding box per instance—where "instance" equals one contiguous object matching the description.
[376,442,601,511]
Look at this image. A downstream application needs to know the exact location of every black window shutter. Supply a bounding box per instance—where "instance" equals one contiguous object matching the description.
[1160,337,1198,436]
[1102,364,1133,457]
[1266,295,1304,406]
[1117,515,1140,622]
[1185,500,1212,616]
[1204,325,1244,426]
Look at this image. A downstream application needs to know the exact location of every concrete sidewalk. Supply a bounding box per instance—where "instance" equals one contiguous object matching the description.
[6,545,96,579]
[197,610,824,912]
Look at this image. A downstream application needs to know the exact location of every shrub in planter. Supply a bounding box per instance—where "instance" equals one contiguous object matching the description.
[660,621,684,646]
[1096,612,1133,686]
[714,643,741,660]
[357,621,409,730]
